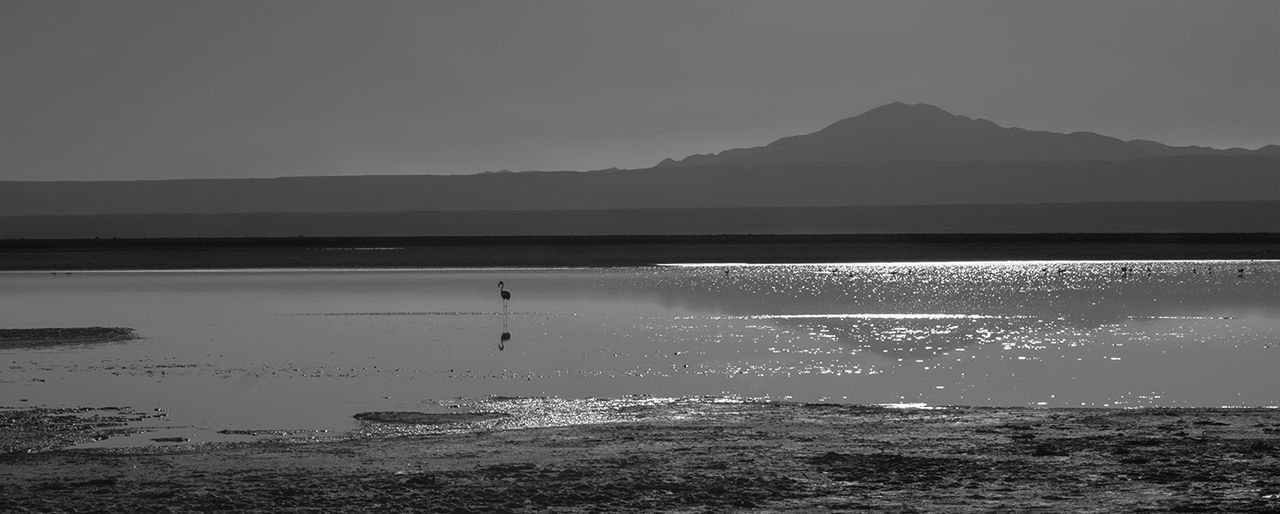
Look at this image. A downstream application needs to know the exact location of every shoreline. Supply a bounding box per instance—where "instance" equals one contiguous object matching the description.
[3,401,1278,511]
[3,233,1280,270]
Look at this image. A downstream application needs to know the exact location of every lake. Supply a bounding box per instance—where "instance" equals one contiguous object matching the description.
[2,260,1277,445]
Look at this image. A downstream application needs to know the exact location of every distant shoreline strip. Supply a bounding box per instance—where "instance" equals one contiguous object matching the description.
[1,258,1277,275]
[662,259,1280,267]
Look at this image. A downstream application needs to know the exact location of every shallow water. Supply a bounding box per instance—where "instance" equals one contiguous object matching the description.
[1,261,1277,445]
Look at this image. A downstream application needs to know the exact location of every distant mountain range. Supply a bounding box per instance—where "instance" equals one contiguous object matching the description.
[1,102,1276,236]
[657,102,1279,167]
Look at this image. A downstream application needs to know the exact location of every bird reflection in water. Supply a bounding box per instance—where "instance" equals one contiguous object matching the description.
[499,314,511,351]
[498,280,513,350]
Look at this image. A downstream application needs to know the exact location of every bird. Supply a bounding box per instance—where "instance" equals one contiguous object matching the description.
[499,300,511,351]
[498,281,511,309]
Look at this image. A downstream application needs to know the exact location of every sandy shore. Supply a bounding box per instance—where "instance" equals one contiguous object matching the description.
[2,402,1277,512]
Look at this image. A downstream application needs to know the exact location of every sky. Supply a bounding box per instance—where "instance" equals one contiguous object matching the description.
[2,0,1277,181]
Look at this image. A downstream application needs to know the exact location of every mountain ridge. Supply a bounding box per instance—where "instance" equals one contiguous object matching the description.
[657,102,1279,167]
[1,102,1276,237]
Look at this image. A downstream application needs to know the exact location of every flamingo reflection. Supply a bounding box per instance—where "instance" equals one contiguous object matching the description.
[499,312,511,351]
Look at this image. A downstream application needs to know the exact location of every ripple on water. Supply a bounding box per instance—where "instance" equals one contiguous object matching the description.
[3,260,1278,449]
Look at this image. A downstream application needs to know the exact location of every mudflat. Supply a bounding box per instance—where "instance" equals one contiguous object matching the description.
[2,402,1277,512]
[0,328,136,350]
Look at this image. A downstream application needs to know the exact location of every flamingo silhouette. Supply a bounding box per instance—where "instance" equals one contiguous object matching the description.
[499,304,511,351]
[498,281,511,311]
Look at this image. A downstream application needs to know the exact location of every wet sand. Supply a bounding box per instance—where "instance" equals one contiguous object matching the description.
[0,328,136,350]
[2,402,1277,512]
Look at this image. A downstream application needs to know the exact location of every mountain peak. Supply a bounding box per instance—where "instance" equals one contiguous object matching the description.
[860,101,954,117]
[819,102,968,133]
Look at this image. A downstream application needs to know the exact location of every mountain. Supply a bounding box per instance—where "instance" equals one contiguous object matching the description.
[0,102,1276,236]
[657,102,1278,167]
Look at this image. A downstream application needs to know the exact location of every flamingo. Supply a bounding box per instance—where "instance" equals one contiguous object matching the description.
[499,291,512,351]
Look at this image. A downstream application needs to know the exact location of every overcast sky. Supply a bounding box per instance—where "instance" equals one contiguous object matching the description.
[2,0,1277,181]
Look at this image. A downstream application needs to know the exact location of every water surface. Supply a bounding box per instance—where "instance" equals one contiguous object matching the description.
[1,260,1277,444]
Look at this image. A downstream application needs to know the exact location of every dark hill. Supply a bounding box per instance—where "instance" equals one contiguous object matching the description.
[658,102,1277,167]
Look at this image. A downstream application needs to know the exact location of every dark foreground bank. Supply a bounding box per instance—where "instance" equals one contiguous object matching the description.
[0,328,136,350]
[2,402,1277,512]
[2,233,1280,270]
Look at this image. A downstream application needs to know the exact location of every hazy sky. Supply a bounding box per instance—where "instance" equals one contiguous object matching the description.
[2,0,1277,181]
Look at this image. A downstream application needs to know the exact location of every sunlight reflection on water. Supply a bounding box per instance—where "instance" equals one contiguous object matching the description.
[1,260,1277,445]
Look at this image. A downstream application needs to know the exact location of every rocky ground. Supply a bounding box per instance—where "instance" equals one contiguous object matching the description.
[1,402,1278,512]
